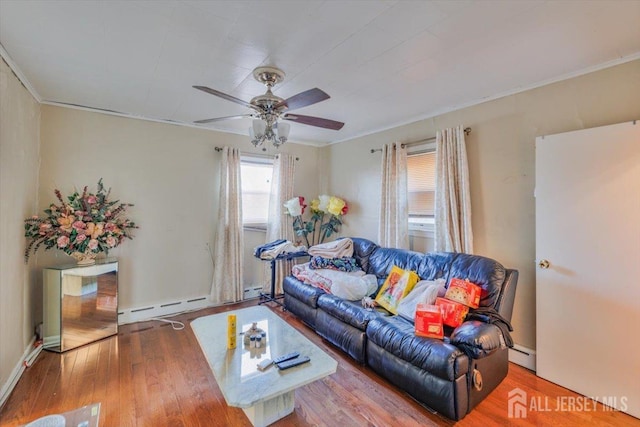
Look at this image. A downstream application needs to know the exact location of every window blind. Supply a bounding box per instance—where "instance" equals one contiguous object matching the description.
[240,161,273,224]
[407,152,436,216]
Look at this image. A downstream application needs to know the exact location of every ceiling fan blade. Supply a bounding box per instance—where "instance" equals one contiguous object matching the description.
[193,86,258,111]
[283,113,345,130]
[194,114,252,124]
[275,88,330,110]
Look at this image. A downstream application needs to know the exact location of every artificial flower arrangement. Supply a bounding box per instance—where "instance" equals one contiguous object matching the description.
[284,194,348,247]
[24,179,138,264]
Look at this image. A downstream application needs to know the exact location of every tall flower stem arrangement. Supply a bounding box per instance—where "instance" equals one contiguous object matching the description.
[24,179,138,264]
[284,195,348,247]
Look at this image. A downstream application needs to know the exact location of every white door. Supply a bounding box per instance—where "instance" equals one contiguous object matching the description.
[536,121,640,418]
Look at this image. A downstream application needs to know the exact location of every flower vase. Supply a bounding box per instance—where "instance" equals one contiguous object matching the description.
[70,251,97,265]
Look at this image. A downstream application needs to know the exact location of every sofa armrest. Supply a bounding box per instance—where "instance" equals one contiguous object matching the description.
[449,320,503,359]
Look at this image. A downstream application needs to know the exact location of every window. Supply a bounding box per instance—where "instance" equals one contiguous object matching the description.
[240,157,273,229]
[407,150,436,233]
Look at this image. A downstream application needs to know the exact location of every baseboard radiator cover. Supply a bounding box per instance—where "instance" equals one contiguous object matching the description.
[508,344,536,371]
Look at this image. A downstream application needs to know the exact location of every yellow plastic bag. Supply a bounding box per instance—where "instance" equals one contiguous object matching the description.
[375,266,419,314]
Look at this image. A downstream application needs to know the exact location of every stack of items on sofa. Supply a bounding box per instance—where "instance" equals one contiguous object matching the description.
[291,238,378,300]
[283,237,518,420]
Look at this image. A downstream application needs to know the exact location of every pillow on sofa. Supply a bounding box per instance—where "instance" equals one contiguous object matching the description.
[375,266,419,314]
[397,279,445,322]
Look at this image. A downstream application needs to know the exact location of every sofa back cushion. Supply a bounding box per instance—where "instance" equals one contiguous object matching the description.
[346,238,507,309]
[444,253,506,308]
[416,252,455,281]
[350,237,379,272]
[367,247,424,279]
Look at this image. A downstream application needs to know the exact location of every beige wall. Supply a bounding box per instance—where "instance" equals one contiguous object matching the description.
[38,106,321,313]
[0,59,40,395]
[2,56,638,389]
[326,59,640,349]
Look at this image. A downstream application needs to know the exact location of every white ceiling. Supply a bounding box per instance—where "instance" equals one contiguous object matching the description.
[1,1,639,145]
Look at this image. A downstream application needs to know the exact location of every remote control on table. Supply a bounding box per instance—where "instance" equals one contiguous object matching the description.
[257,359,273,371]
[273,352,299,364]
[277,356,310,370]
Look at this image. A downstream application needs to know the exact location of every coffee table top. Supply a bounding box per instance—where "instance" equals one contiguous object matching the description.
[191,306,337,408]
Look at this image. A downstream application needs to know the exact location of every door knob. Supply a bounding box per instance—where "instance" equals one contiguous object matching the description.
[538,259,550,269]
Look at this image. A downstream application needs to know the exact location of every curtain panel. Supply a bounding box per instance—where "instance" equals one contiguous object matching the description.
[435,125,473,253]
[264,153,296,294]
[378,142,409,249]
[210,147,244,304]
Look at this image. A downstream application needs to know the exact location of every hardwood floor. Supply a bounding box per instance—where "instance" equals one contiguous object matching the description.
[1,301,637,426]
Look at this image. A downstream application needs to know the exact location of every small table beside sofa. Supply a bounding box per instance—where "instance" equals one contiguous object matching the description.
[283,237,518,421]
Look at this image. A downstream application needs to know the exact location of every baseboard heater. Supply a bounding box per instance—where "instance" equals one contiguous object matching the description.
[118,296,212,325]
[244,286,263,299]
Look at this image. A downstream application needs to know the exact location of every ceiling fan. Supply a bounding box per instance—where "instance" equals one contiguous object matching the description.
[193,66,345,147]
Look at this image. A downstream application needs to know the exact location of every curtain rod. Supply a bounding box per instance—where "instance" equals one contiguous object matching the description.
[214,146,299,161]
[370,127,472,154]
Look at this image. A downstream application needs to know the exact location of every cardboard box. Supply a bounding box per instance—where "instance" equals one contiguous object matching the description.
[415,303,444,339]
[435,297,469,328]
[444,278,482,309]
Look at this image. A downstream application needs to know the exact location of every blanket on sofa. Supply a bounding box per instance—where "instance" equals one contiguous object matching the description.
[308,238,353,258]
[292,262,377,301]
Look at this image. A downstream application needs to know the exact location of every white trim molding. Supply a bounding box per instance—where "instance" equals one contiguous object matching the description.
[0,337,37,409]
[509,344,536,371]
[0,43,41,103]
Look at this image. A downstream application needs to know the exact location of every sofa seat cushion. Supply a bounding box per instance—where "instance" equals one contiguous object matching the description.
[317,294,387,331]
[283,276,325,308]
[366,316,468,381]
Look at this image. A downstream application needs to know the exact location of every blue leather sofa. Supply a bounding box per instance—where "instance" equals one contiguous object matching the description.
[283,237,518,420]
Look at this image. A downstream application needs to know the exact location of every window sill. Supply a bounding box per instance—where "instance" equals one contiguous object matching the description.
[243,224,267,233]
[408,223,435,238]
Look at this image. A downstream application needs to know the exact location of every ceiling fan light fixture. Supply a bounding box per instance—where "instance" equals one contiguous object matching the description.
[252,119,266,138]
[194,66,344,148]
[276,122,290,145]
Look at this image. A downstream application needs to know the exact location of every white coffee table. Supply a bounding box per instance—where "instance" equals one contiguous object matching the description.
[191,306,337,427]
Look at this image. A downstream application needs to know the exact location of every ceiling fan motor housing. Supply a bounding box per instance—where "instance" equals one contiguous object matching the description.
[252,66,285,88]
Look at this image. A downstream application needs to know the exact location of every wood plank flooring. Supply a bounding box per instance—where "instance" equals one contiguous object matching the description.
[1,301,638,426]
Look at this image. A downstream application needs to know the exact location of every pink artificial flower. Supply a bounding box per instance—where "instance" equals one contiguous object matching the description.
[72,220,86,231]
[105,210,111,217]
[39,223,52,235]
[106,236,117,247]
[105,222,117,232]
[57,236,70,248]
[86,195,97,204]
[88,239,99,250]
[75,233,87,243]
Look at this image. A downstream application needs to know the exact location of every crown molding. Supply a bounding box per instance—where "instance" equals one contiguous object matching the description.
[0,43,42,103]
